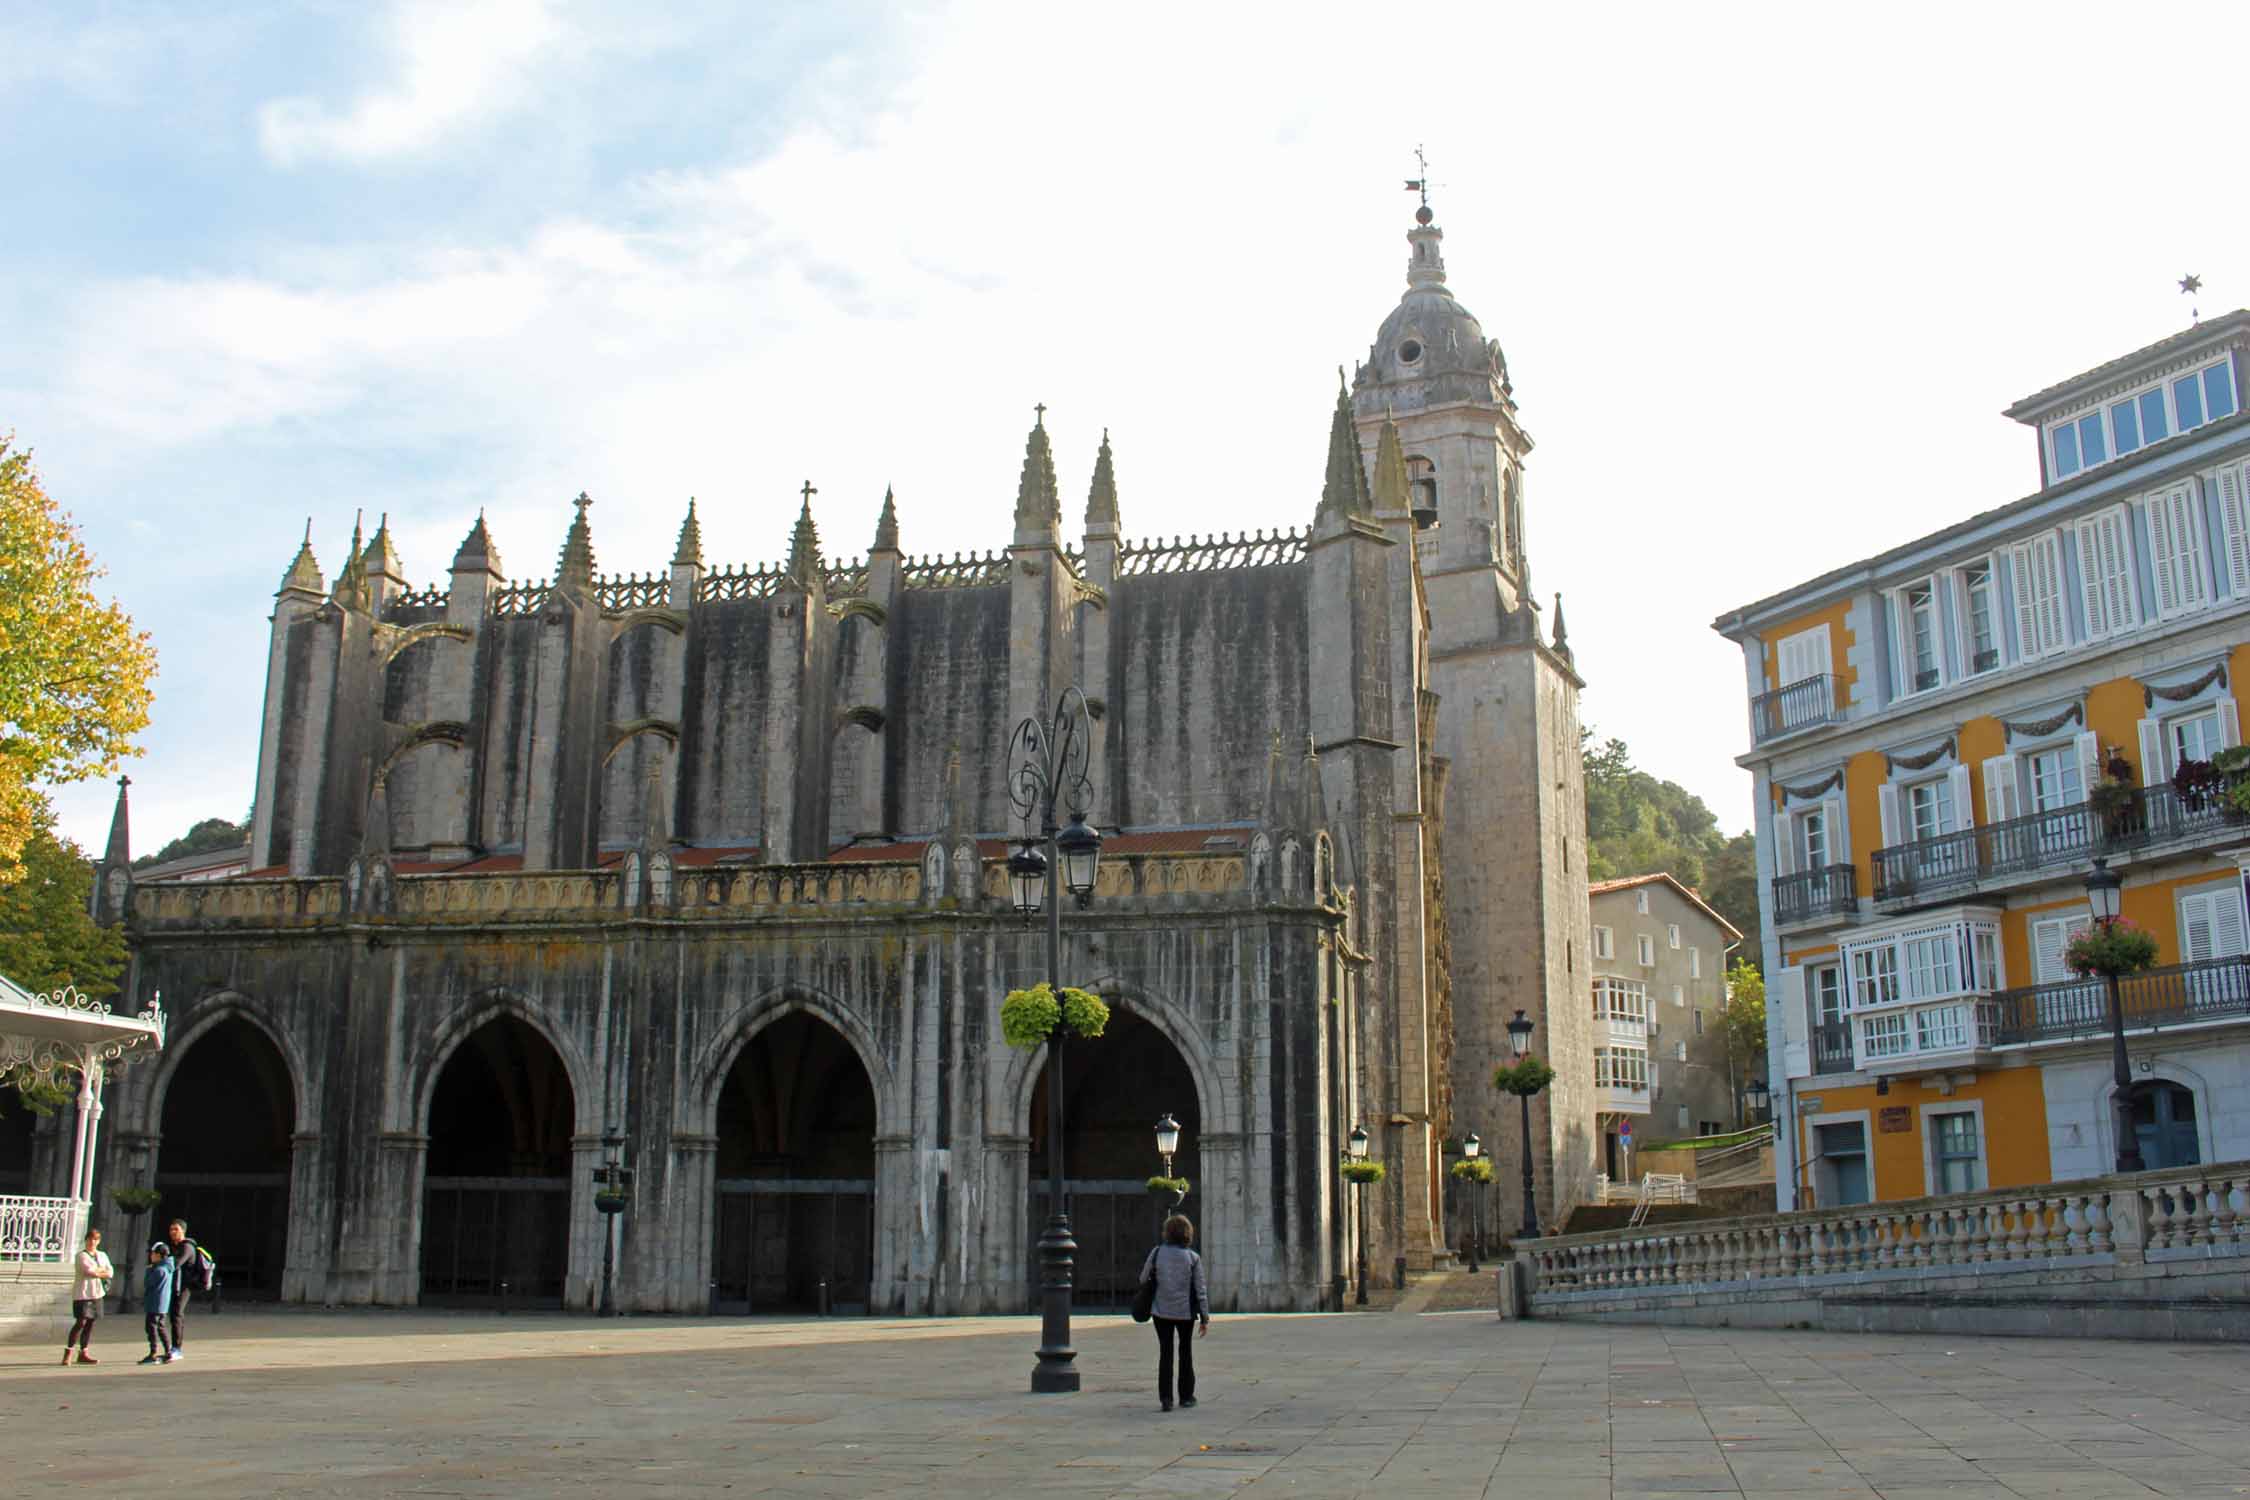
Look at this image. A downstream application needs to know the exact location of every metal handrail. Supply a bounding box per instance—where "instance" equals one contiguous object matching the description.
[1773,863,1856,924]
[1992,954,2250,1045]
[1872,778,2246,902]
[1750,674,1842,744]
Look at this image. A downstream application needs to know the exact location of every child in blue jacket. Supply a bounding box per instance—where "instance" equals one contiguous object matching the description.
[140,1243,174,1365]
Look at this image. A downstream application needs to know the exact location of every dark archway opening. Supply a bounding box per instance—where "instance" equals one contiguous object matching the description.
[712,1011,877,1313]
[2128,1081,2200,1170]
[1028,1007,1202,1308]
[420,1016,574,1307]
[0,1090,41,1195]
[155,1018,295,1297]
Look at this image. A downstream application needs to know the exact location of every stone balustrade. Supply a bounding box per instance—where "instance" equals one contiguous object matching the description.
[133,879,344,925]
[1525,1160,2250,1299]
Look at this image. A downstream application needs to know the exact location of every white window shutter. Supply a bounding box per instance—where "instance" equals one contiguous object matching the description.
[2106,510,2137,630]
[1776,965,1809,1078]
[1877,783,1901,847]
[1822,796,1847,861]
[2076,522,2107,637]
[2149,494,2182,616]
[2216,885,2248,959]
[2138,718,2166,785]
[1982,756,2019,822]
[2011,544,2041,657]
[2220,699,2240,751]
[2172,481,2208,612]
[1771,812,1794,877]
[1943,571,1967,679]
[2219,463,2250,595]
[1946,764,1973,829]
[2075,730,2102,796]
[2182,890,2216,963]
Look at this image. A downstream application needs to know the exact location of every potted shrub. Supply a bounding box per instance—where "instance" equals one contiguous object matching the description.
[1340,1159,1387,1186]
[1448,1156,1495,1184]
[2172,756,2222,813]
[594,1188,629,1216]
[2065,918,2160,978]
[1146,1174,1191,1201]
[999,983,1109,1050]
[2088,769,2137,838]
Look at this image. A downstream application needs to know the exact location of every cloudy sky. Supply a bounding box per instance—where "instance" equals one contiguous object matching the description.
[10,0,2249,857]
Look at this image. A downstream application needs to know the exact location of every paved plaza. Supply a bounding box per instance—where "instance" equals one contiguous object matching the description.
[3,1306,2247,1498]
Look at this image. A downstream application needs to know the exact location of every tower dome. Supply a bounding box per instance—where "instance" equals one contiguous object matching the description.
[1354,211,1513,413]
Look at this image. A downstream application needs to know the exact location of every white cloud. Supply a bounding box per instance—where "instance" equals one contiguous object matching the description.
[257,0,561,166]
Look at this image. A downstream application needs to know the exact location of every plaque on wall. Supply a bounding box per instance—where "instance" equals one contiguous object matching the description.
[1878,1106,1912,1133]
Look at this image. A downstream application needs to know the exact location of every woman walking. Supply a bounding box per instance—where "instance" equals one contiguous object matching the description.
[1139,1213,1209,1412]
[64,1228,112,1365]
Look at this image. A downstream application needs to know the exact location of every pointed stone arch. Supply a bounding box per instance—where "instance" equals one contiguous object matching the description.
[686,986,898,1140]
[142,992,317,1138]
[380,621,475,667]
[998,980,1231,1140]
[414,990,600,1140]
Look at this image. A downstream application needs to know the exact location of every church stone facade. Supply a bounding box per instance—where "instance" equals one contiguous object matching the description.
[89,206,1593,1314]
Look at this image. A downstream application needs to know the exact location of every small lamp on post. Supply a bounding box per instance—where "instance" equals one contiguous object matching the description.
[1008,841,1048,918]
[1346,1124,1371,1306]
[1152,1111,1186,1216]
[2085,857,2145,1174]
[595,1120,630,1317]
[1745,1073,1771,1128]
[1056,817,1102,907]
[1461,1132,1483,1274]
[1505,1009,1541,1240]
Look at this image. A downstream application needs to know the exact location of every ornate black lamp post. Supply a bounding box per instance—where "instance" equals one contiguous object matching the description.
[595,1120,630,1317]
[1461,1133,1483,1273]
[1345,1123,1372,1305]
[2085,858,2145,1175]
[1505,1009,1541,1240]
[1007,686,1103,1395]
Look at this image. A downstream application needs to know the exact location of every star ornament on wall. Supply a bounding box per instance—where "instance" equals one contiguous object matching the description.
[2179,273,2203,296]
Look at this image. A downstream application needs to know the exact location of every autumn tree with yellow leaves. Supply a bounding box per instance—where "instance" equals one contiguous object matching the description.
[0,438,157,885]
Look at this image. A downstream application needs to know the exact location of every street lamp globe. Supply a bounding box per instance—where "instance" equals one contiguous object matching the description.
[1461,1132,1480,1160]
[1056,817,1102,905]
[1745,1074,1770,1119]
[1154,1112,1181,1159]
[1008,840,1049,917]
[2086,857,2123,925]
[1346,1123,1370,1161]
[1506,1009,1534,1058]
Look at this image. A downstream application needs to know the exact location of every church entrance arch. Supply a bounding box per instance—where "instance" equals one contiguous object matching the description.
[711,1011,877,1314]
[1027,1007,1202,1309]
[420,1016,573,1307]
[154,1017,295,1297]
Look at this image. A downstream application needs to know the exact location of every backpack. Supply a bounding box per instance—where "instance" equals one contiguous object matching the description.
[181,1242,216,1293]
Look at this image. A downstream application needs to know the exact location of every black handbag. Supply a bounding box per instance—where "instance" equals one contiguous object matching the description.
[1131,1247,1158,1323]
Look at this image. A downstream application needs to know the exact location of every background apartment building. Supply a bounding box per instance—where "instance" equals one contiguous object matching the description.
[1717,313,2250,1211]
[1588,874,1745,1179]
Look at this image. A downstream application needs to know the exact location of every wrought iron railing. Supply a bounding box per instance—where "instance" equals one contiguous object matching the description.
[1992,955,2250,1046]
[1773,863,1856,925]
[1812,1020,1853,1074]
[1750,674,1842,743]
[0,1195,84,1263]
[1873,778,2246,903]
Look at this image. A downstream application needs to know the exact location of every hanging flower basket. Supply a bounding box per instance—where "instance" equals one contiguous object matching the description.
[2065,919,2159,978]
[1493,1055,1557,1097]
[1146,1175,1191,1198]
[999,983,1110,1050]
[1340,1160,1387,1186]
[111,1185,163,1215]
[594,1190,629,1216]
[1449,1157,1494,1183]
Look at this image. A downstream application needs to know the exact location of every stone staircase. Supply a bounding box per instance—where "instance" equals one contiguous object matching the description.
[1349,1266,1502,1315]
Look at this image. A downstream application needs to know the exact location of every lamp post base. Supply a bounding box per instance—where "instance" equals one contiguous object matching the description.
[1030,1213,1079,1394]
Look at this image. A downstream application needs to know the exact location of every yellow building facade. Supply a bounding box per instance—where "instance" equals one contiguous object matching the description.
[1717,313,2250,1210]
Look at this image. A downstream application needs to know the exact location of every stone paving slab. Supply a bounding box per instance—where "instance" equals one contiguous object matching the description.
[2,1307,2249,1497]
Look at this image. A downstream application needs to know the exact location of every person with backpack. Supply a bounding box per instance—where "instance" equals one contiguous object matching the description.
[1137,1214,1210,1413]
[160,1219,212,1359]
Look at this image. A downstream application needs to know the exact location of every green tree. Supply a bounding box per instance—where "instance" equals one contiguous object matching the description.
[1721,958,1767,1087]
[0,798,127,1116]
[1581,728,1761,966]
[0,438,158,885]
[136,815,248,870]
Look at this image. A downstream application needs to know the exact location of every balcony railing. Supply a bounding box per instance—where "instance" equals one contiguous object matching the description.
[1750,673,1843,744]
[1992,955,2250,1046]
[0,1195,85,1264]
[1812,1019,1854,1074]
[1873,779,2245,904]
[1773,863,1857,925]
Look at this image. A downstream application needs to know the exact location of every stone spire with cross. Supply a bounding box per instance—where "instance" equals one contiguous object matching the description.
[555,491,598,595]
[786,480,823,586]
[1012,403,1061,544]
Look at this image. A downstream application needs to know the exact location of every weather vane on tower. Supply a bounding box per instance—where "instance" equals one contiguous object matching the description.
[2181,272,2203,324]
[1404,145,1433,225]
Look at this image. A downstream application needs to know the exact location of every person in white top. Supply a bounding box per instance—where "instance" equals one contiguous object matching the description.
[66,1228,113,1366]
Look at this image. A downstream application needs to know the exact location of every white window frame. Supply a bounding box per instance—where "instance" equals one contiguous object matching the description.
[2031,912,2093,984]
[1672,983,1685,1007]
[1637,934,1656,967]
[1593,976,1650,1023]
[1894,576,1945,697]
[1804,1108,1874,1209]
[1841,911,2004,1011]
[2168,706,2225,770]
[2051,356,2238,479]
[1812,963,1846,1022]
[1593,925,1614,960]
[1774,623,1831,693]
[1636,889,1650,915]
[2178,881,2248,963]
[1922,1100,1989,1196]
[1959,557,2002,675]
[1690,946,1702,979]
[1905,776,1956,842]
[2024,743,2084,813]
[1667,922,1682,950]
[2215,462,2250,597]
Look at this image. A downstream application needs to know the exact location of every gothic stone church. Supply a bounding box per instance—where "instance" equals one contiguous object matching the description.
[86,208,1594,1314]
